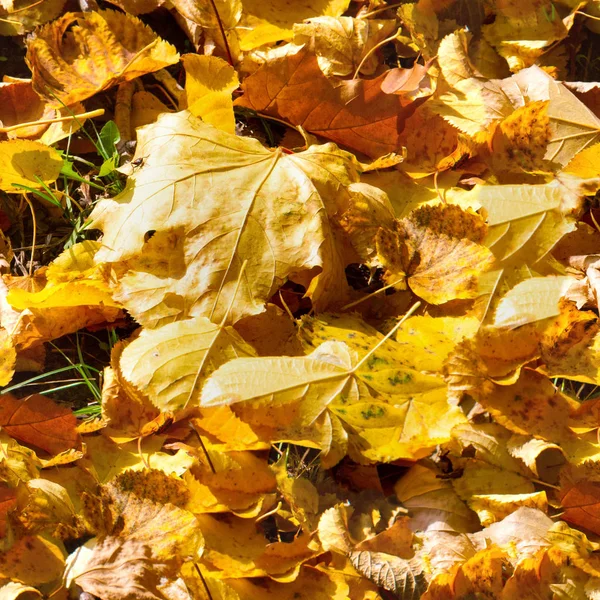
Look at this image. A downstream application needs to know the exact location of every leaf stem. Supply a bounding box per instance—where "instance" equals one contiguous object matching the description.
[353,31,400,79]
[0,108,105,133]
[208,0,234,66]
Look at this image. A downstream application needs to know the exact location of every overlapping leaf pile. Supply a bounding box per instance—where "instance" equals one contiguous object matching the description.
[4,0,600,598]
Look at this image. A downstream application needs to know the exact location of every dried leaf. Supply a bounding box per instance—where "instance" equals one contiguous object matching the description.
[26,9,179,106]
[236,44,423,158]
[0,394,80,455]
[90,111,361,325]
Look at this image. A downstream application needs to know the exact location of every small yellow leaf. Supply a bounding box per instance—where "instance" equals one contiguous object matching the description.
[493,275,576,328]
[181,54,239,134]
[0,140,62,192]
[375,204,495,304]
[238,0,351,50]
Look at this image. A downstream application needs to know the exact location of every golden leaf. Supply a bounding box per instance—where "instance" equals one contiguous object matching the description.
[26,9,179,106]
[181,54,239,134]
[293,17,396,77]
[374,204,495,304]
[119,317,256,412]
[0,140,62,192]
[90,111,361,325]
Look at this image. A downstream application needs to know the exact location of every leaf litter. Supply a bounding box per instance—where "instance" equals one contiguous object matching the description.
[3,1,600,598]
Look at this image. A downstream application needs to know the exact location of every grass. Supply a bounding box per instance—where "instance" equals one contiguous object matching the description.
[0,115,129,412]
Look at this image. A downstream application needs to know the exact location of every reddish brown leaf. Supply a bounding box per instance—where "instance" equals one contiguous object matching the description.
[0,486,17,538]
[0,394,81,455]
[560,465,600,535]
[235,44,424,158]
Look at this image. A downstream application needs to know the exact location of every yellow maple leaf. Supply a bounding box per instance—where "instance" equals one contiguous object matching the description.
[119,316,256,412]
[89,110,363,326]
[202,315,465,462]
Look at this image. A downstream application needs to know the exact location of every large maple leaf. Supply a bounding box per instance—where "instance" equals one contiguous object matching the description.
[89,110,365,326]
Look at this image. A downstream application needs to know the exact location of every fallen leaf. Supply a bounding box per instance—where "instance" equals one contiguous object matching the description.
[293,17,397,77]
[119,317,256,412]
[184,449,276,515]
[26,9,179,106]
[67,469,203,598]
[181,54,239,134]
[0,0,65,35]
[90,110,362,325]
[374,204,495,304]
[237,0,351,50]
[493,275,577,328]
[0,140,62,192]
[0,394,81,455]
[235,43,423,158]
[0,535,64,586]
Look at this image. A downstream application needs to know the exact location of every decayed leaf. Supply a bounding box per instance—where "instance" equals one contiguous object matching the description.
[373,204,495,304]
[14,478,83,539]
[0,140,62,192]
[0,394,81,455]
[236,43,423,158]
[119,317,256,412]
[90,110,363,326]
[26,9,179,106]
[472,369,580,447]
[350,550,426,599]
[181,54,239,134]
[66,470,203,598]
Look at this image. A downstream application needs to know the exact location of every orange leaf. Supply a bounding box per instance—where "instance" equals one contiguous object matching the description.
[0,394,81,455]
[235,44,423,158]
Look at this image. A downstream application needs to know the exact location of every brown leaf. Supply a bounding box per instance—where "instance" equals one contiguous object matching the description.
[236,44,424,158]
[560,463,600,536]
[0,394,81,455]
[350,550,426,599]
